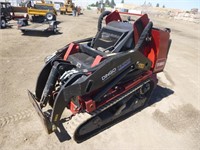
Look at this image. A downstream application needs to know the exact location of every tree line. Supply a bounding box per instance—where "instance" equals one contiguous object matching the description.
[90,0,116,8]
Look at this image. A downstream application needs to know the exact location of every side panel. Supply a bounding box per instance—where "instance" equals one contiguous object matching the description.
[105,10,122,24]
[133,14,150,44]
[149,29,170,73]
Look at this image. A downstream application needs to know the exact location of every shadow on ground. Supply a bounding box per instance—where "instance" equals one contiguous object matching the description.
[21,31,63,37]
[149,85,174,106]
[20,21,63,37]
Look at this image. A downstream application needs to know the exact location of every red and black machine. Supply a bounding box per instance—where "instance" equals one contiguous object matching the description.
[28,11,171,142]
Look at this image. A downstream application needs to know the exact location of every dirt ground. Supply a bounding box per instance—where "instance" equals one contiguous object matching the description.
[0,10,200,150]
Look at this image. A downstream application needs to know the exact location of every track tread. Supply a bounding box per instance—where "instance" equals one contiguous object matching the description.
[65,80,150,142]
[65,112,91,138]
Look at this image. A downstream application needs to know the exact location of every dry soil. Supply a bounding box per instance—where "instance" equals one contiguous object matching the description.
[0,10,200,150]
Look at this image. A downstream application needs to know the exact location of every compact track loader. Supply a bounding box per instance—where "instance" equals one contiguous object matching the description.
[28,11,171,142]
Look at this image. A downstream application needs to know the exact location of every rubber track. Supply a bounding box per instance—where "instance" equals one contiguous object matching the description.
[65,112,91,138]
[65,80,150,141]
[0,109,33,128]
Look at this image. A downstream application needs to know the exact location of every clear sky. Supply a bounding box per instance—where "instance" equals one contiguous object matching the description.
[85,0,200,11]
[120,0,200,10]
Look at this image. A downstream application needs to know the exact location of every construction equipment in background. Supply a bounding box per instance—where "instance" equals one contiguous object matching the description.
[0,2,28,29]
[11,6,28,19]
[27,1,57,21]
[28,10,172,142]
[17,0,58,34]
[53,2,63,12]
[1,0,57,30]
[0,2,12,28]
[18,18,58,34]
[59,0,73,15]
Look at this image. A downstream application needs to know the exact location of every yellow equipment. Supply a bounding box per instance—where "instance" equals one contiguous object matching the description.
[59,0,73,15]
[28,1,57,21]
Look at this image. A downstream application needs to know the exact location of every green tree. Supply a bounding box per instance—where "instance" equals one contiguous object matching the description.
[110,0,116,8]
[121,0,124,3]
[156,3,159,7]
[105,0,110,5]
[105,0,110,7]
[96,1,99,7]
[162,5,165,8]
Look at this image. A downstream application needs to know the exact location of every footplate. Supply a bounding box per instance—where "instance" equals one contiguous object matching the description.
[27,90,53,134]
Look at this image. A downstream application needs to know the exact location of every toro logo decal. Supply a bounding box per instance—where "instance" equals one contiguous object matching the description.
[155,58,166,71]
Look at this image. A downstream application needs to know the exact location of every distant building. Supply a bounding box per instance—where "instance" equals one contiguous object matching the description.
[190,8,198,14]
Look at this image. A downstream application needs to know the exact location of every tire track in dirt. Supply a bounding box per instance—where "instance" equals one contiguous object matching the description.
[0,109,33,128]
